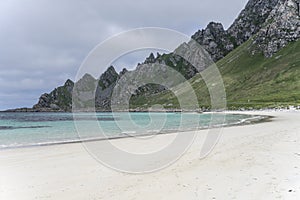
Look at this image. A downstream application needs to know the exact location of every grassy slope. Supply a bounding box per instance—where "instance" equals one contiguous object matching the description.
[218,39,300,109]
[130,38,300,110]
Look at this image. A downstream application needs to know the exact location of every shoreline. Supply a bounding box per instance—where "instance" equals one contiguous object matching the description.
[1,110,300,199]
[2,107,300,113]
[0,112,272,151]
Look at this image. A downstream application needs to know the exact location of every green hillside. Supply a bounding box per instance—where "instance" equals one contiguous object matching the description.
[130,39,300,110]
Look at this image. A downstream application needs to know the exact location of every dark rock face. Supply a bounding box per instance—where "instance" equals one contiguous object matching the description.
[32,66,127,112]
[119,68,128,76]
[33,79,74,111]
[98,66,119,90]
[192,0,281,61]
[64,79,74,93]
[95,66,119,110]
[228,0,280,45]
[254,0,300,57]
[192,22,235,61]
[144,53,156,64]
[33,93,51,109]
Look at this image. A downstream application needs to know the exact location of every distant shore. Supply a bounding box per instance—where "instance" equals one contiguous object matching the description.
[1,107,199,113]
[2,105,300,113]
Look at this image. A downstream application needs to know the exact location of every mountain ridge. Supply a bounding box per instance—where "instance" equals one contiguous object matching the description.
[5,0,300,112]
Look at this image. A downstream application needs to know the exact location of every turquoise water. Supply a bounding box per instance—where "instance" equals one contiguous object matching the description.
[0,112,260,149]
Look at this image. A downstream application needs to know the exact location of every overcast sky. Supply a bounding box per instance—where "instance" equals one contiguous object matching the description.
[0,0,248,110]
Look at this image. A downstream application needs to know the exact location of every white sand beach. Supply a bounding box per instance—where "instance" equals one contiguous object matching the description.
[1,111,300,200]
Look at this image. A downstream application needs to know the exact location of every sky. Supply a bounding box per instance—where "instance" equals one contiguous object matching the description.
[0,0,248,110]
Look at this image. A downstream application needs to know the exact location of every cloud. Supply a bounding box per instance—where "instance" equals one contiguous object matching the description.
[0,0,248,110]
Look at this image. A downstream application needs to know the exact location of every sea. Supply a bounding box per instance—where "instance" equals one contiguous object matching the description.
[0,112,264,149]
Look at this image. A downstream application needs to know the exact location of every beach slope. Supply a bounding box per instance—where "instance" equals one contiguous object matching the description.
[0,111,300,199]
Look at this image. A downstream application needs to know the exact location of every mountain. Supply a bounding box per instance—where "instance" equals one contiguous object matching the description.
[32,66,123,112]
[254,0,300,56]
[227,0,280,46]
[130,0,300,110]
[7,0,300,112]
[32,79,74,111]
[137,37,300,110]
[191,0,281,61]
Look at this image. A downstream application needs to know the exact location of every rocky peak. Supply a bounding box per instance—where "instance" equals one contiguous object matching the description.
[95,66,119,110]
[228,0,280,45]
[192,22,235,61]
[80,73,96,82]
[75,73,97,92]
[206,22,225,32]
[103,66,118,76]
[64,79,74,93]
[64,79,74,86]
[191,0,289,61]
[144,53,156,64]
[98,66,119,89]
[119,68,128,76]
[254,0,300,56]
